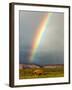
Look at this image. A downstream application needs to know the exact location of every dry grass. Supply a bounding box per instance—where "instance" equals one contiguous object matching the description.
[19,66,64,79]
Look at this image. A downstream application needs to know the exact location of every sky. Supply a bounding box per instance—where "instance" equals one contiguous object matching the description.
[19,10,64,65]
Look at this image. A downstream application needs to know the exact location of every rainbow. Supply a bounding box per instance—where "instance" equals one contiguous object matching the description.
[29,13,52,62]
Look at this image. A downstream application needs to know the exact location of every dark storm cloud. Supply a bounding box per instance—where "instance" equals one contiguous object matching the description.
[19,10,64,65]
[19,10,47,49]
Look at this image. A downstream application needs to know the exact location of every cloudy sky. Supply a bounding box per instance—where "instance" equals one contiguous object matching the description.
[19,10,64,65]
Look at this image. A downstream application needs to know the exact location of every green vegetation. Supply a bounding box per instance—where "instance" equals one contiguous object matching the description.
[19,66,64,79]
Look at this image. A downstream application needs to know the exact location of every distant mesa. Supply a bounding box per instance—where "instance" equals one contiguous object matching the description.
[43,64,64,68]
[19,64,40,69]
[19,64,64,69]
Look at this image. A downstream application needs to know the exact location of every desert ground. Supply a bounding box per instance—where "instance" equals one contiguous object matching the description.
[19,65,64,79]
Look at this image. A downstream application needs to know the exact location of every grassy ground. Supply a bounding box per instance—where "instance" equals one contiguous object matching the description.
[19,66,64,79]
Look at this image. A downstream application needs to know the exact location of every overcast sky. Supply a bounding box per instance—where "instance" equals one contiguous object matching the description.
[19,10,64,65]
